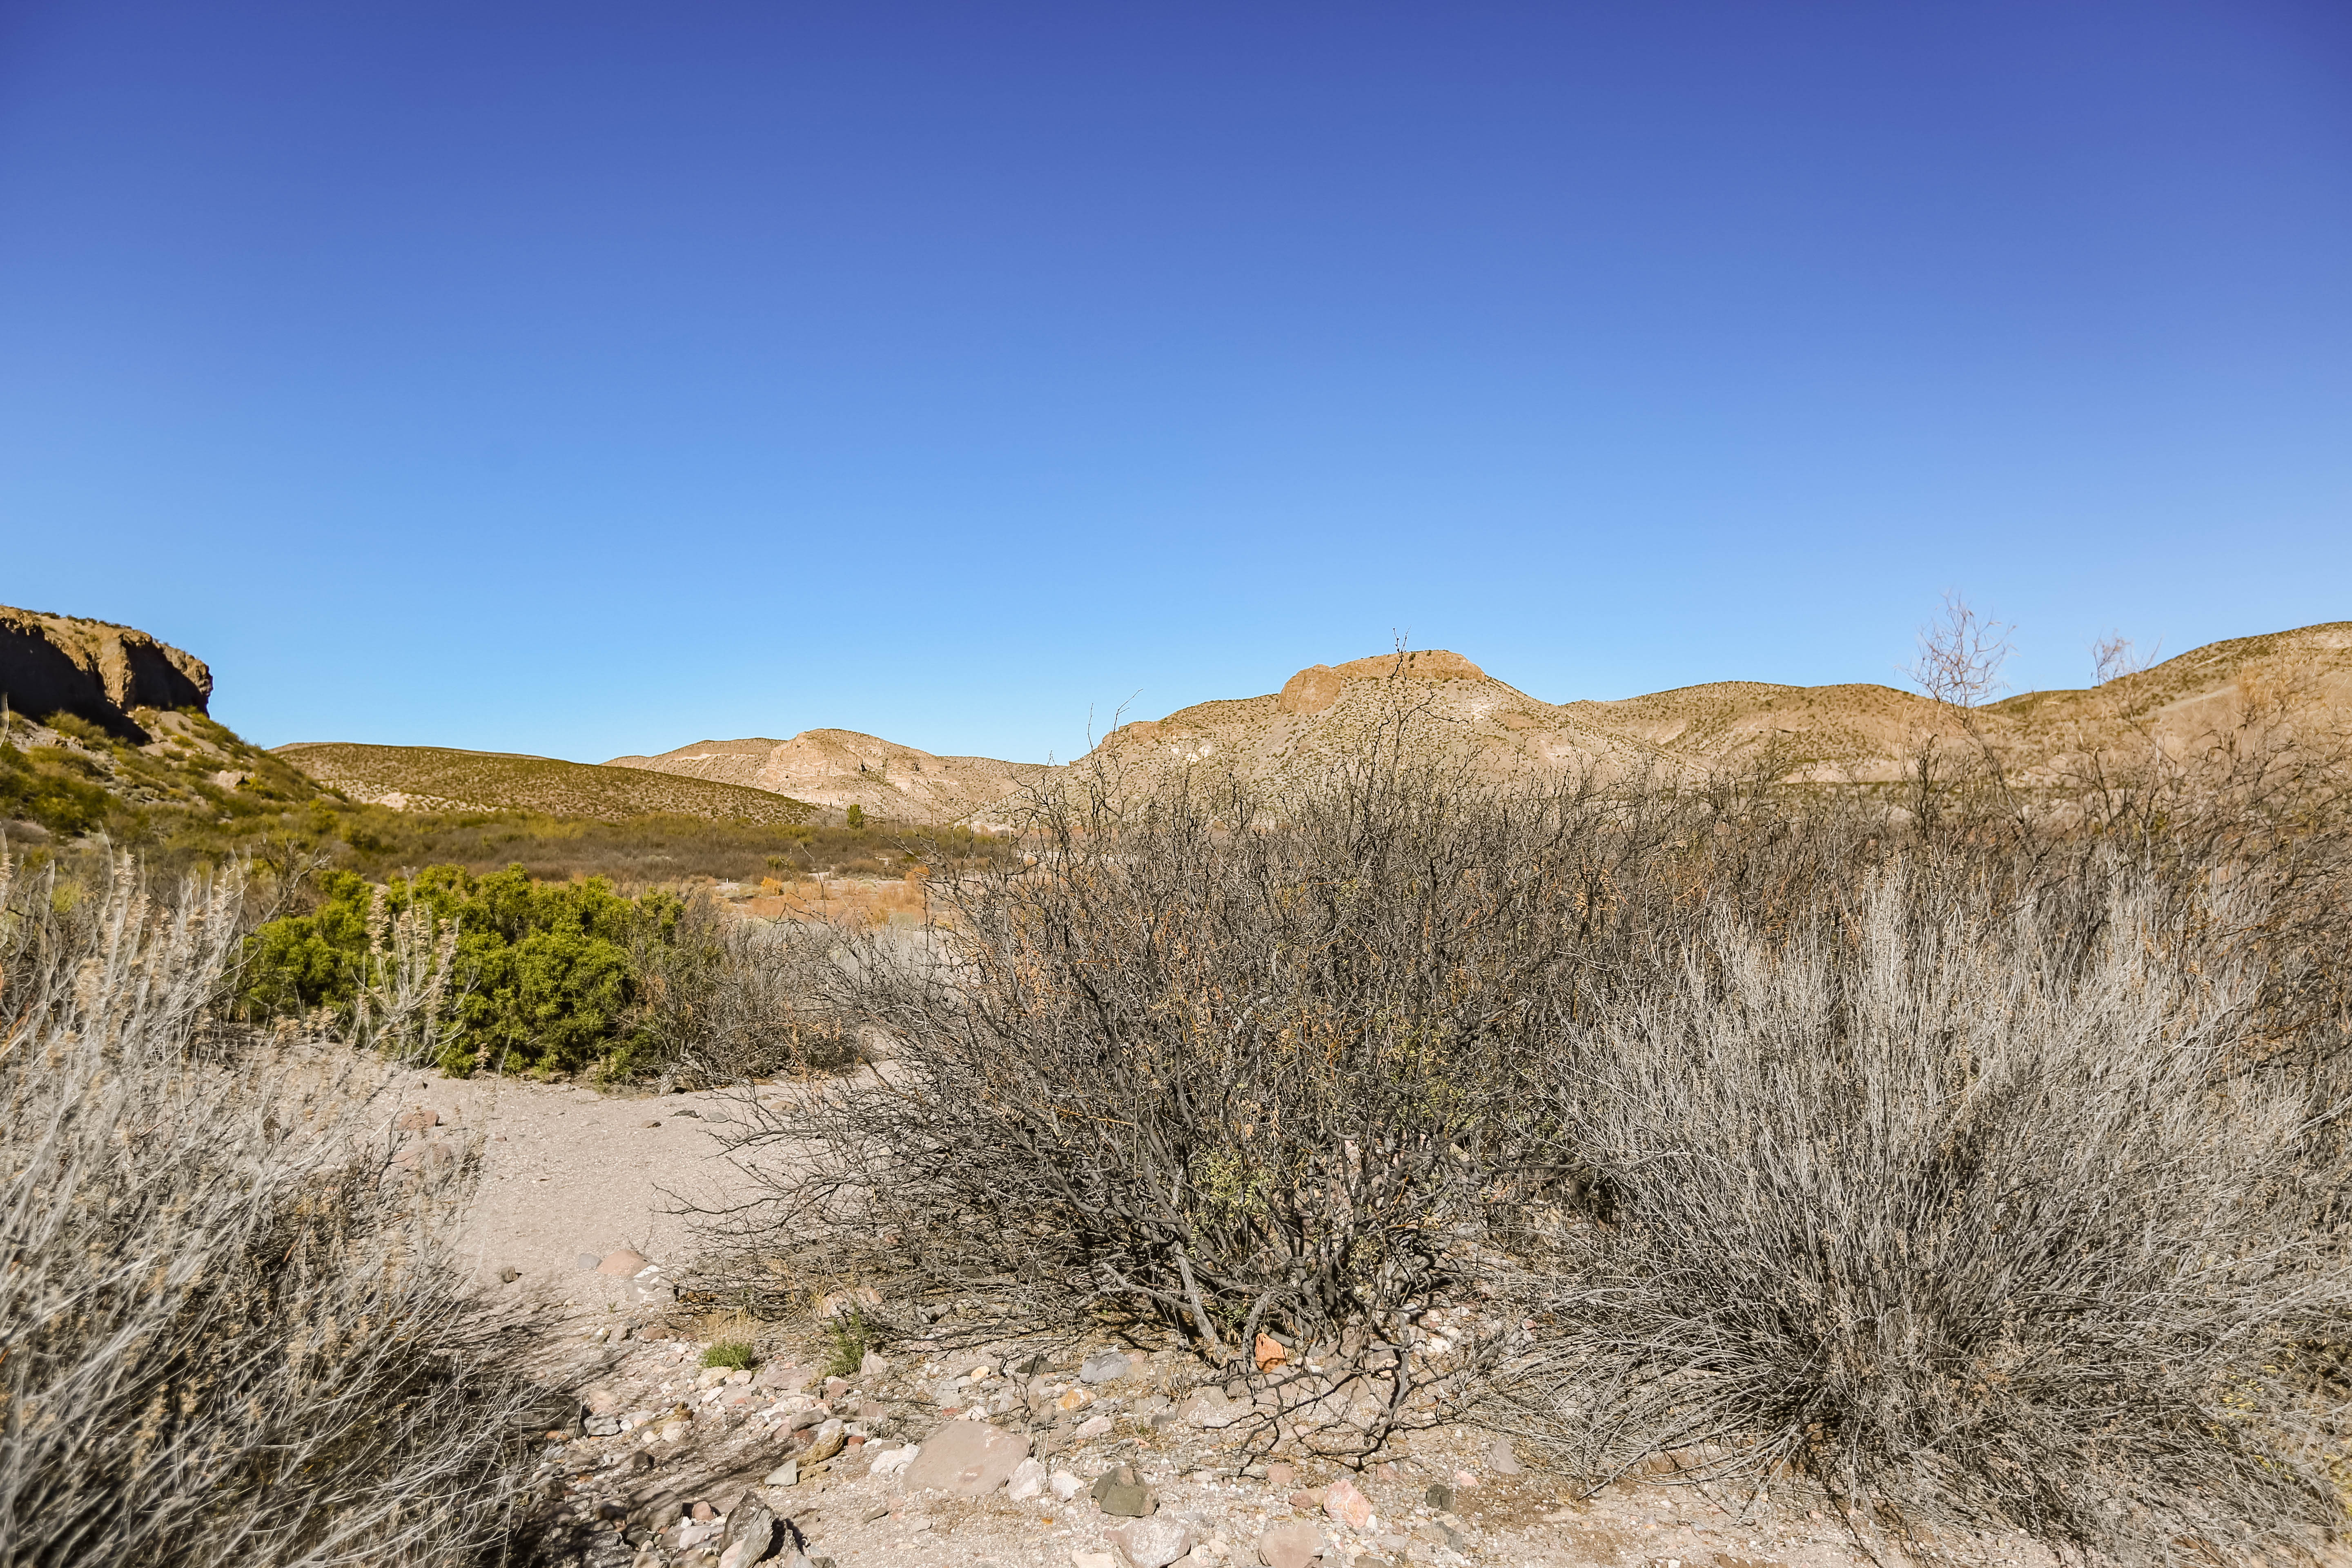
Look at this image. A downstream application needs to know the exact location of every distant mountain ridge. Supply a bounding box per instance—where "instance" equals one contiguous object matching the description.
[604,622,2352,822]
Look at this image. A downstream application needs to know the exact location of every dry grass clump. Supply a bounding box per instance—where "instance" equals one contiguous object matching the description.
[0,851,539,1567]
[1498,858,2352,1564]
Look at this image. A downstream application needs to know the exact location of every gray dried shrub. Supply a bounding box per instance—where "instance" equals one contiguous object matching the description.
[698,745,1703,1452]
[1500,857,2352,1564]
[0,853,537,1568]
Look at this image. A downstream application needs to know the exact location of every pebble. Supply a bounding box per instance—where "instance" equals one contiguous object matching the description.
[1005,1457,1048,1501]
[1485,1434,1523,1474]
[1078,1350,1132,1384]
[1322,1474,1374,1529]
[597,1249,650,1276]
[1106,1515,1194,1568]
[1073,1414,1115,1440]
[1256,1520,1325,1568]
[1091,1464,1154,1518]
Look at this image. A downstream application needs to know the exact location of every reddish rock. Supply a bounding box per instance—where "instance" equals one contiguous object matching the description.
[596,1249,648,1276]
[1323,1473,1374,1529]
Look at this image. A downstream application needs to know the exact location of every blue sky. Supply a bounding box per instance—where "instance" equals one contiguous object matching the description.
[3,1,2347,762]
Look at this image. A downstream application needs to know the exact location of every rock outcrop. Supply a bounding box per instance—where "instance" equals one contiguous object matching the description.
[0,604,211,740]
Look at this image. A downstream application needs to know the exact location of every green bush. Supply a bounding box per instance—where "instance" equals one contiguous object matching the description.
[700,1341,758,1372]
[242,863,682,1078]
[0,741,114,838]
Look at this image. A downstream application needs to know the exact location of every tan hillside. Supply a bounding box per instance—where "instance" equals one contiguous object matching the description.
[605,729,1051,824]
[602,622,2352,824]
[275,742,815,824]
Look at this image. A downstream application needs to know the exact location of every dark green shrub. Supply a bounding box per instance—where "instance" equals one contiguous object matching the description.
[242,864,682,1077]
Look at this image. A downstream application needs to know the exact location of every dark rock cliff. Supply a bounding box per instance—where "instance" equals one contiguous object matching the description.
[0,604,212,740]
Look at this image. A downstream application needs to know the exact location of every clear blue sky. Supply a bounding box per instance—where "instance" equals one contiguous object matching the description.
[3,1,2347,763]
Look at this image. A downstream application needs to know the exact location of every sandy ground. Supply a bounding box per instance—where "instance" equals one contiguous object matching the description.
[381,1072,754,1303]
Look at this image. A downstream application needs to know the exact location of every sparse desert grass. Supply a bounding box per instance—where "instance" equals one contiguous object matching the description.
[0,852,539,1567]
[275,741,818,824]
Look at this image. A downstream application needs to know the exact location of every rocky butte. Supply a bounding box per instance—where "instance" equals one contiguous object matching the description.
[0,603,212,742]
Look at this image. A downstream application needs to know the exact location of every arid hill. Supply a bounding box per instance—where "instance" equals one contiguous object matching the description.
[275,743,815,825]
[604,730,1051,823]
[606,623,2352,822]
[0,603,212,741]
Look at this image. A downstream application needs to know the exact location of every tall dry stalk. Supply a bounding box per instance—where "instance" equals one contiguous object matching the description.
[0,849,537,1568]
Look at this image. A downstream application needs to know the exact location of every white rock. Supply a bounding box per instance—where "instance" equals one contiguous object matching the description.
[1073,1414,1115,1439]
[869,1443,919,1479]
[1006,1456,1049,1501]
[1049,1468,1086,1501]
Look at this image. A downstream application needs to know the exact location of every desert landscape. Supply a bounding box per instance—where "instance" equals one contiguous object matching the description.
[7,599,2352,1568]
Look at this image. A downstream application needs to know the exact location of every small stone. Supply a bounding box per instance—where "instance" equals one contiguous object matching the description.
[643,1119,662,1128]
[824,1376,851,1399]
[1263,1461,1297,1486]
[577,1253,600,1271]
[860,1349,889,1378]
[690,1500,718,1522]
[1255,1521,1325,1568]
[1058,1388,1096,1412]
[1484,1436,1522,1475]
[1049,1469,1086,1501]
[1006,1457,1048,1501]
[1253,1333,1288,1372]
[720,1490,779,1567]
[1322,1474,1373,1530]
[1288,1490,1324,1511]
[1091,1464,1155,1518]
[764,1459,799,1487]
[1079,1350,1132,1384]
[1073,1414,1115,1440]
[1107,1516,1196,1568]
[1073,1554,1119,1568]
[394,1107,439,1130]
[803,1428,846,1465]
[499,1265,521,1283]
[629,1451,656,1475]
[1423,1482,1454,1511]
[599,1249,650,1276]
[755,1361,813,1393]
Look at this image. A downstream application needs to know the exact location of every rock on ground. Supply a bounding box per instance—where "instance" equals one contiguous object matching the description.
[899,1418,1029,1497]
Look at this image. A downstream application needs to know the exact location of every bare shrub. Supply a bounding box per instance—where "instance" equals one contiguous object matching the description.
[1497,857,2352,1564]
[0,851,538,1567]
[693,743,1705,1455]
[623,887,857,1086]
